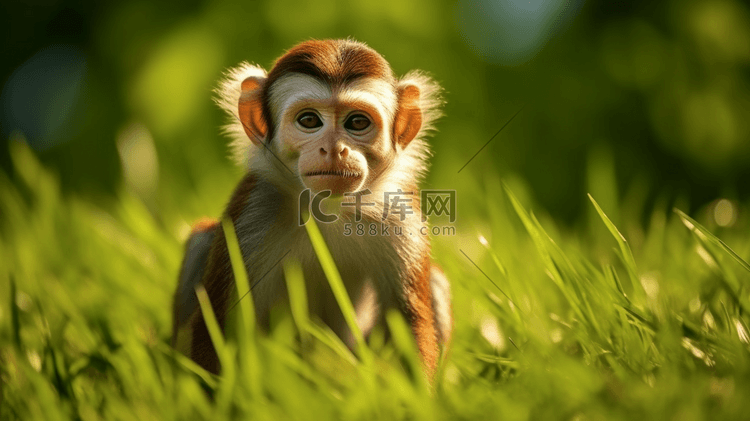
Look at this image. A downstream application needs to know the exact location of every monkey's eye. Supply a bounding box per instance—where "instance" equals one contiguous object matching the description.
[297,112,323,129]
[344,114,371,132]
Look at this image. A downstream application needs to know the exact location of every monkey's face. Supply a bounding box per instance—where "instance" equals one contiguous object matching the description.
[271,74,397,195]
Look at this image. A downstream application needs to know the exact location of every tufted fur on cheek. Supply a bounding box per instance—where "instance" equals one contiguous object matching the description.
[215,63,268,167]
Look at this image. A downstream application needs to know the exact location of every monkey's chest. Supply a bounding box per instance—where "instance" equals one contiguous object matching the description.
[242,221,407,345]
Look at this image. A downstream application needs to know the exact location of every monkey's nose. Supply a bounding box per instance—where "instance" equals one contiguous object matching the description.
[319,143,349,159]
[338,146,349,158]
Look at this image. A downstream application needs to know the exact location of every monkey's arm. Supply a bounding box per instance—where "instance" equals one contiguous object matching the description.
[403,254,442,377]
[171,219,219,353]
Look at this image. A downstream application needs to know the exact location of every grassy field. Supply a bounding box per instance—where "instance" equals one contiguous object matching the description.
[2,140,750,421]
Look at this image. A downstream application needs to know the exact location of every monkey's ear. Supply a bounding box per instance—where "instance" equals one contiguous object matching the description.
[238,76,267,145]
[215,63,268,166]
[394,84,423,147]
[394,72,443,148]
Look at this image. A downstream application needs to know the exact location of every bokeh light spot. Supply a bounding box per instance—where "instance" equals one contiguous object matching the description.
[117,122,159,201]
[713,199,737,227]
[0,45,86,151]
[455,0,584,65]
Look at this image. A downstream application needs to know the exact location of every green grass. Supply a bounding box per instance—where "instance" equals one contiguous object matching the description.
[2,140,750,420]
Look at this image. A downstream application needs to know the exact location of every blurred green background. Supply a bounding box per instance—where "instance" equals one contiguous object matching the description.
[3,0,750,226]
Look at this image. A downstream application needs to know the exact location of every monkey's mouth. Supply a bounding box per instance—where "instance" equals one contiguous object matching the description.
[305,169,362,178]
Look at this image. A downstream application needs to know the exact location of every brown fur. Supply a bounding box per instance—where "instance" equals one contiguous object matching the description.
[394,85,423,147]
[238,77,267,143]
[406,250,439,376]
[191,218,219,234]
[401,184,439,374]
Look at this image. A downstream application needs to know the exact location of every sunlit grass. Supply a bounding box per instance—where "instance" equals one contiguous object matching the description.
[2,141,750,420]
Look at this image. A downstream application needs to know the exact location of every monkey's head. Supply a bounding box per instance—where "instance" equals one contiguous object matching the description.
[218,39,442,196]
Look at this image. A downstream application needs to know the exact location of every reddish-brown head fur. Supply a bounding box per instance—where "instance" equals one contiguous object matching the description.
[260,39,396,141]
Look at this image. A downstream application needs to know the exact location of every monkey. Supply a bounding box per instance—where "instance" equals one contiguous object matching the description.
[171,39,452,378]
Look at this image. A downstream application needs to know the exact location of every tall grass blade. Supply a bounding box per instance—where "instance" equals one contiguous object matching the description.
[303,217,368,361]
[221,217,261,397]
[283,258,357,370]
[675,209,750,313]
[284,259,309,339]
[10,275,21,349]
[588,194,639,284]
[286,258,357,364]
[385,309,428,391]
[504,184,586,320]
[195,285,227,367]
[675,209,750,273]
[303,217,378,413]
[222,218,256,331]
[155,343,217,389]
[195,284,237,411]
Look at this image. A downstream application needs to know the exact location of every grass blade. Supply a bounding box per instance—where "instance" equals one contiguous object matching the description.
[283,258,358,369]
[588,194,639,284]
[222,218,256,332]
[284,259,310,340]
[385,310,429,393]
[195,285,227,366]
[303,217,368,361]
[196,284,237,411]
[674,209,750,273]
[10,275,21,349]
[221,217,262,397]
[503,184,586,321]
[675,208,750,313]
[155,342,218,389]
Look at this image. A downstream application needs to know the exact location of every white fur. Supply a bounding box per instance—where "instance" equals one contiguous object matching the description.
[338,78,399,129]
[391,71,444,188]
[269,74,332,124]
[214,62,268,167]
[430,267,452,344]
